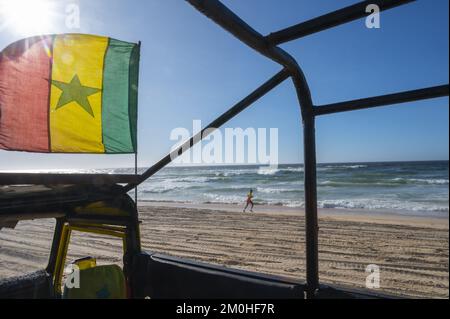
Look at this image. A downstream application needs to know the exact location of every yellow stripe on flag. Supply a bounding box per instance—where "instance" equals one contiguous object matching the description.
[49,34,108,153]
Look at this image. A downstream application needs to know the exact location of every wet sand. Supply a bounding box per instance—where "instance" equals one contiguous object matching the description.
[0,202,448,298]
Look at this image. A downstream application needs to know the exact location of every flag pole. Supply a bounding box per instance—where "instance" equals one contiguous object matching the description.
[134,151,138,204]
[134,40,141,205]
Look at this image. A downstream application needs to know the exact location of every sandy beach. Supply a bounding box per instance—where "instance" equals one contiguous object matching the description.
[0,202,448,298]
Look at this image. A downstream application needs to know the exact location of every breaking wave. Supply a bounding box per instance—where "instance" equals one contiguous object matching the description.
[132,161,449,215]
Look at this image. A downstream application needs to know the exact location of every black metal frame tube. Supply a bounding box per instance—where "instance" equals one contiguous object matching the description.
[315,85,449,116]
[303,115,319,297]
[266,0,414,45]
[0,173,139,186]
[46,218,65,275]
[123,68,290,192]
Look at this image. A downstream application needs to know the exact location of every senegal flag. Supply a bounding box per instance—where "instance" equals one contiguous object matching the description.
[0,34,139,153]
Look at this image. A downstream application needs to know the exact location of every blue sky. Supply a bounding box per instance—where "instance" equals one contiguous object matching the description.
[0,0,448,170]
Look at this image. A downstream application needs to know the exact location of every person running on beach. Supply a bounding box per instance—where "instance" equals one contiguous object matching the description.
[243,189,254,212]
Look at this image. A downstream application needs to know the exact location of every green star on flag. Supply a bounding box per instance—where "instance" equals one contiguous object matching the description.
[52,74,101,117]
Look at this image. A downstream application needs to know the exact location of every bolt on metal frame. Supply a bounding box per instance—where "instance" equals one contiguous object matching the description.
[125,0,449,298]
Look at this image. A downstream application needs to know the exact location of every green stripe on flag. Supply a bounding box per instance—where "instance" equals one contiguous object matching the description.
[102,38,139,153]
[128,42,140,153]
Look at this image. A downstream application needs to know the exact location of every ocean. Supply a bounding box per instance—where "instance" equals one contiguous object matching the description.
[7,161,448,216]
[117,160,448,216]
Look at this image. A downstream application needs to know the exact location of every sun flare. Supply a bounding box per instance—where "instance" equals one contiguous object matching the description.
[0,0,56,36]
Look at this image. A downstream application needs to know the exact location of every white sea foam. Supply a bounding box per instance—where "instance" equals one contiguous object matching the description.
[257,166,304,175]
[317,198,449,213]
[202,193,243,204]
[391,178,449,185]
[176,176,222,183]
[283,167,304,172]
[408,178,448,185]
[214,168,254,177]
[257,167,279,175]
[331,164,367,169]
[140,180,195,193]
[319,164,368,171]
[256,187,298,194]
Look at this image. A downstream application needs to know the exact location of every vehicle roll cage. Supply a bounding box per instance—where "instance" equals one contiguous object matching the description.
[0,0,448,299]
[130,0,448,298]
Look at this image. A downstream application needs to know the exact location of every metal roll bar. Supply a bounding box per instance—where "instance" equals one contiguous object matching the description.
[266,0,414,45]
[315,84,449,116]
[126,0,448,298]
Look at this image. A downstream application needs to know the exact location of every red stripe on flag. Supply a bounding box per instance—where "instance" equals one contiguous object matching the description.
[0,36,53,152]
